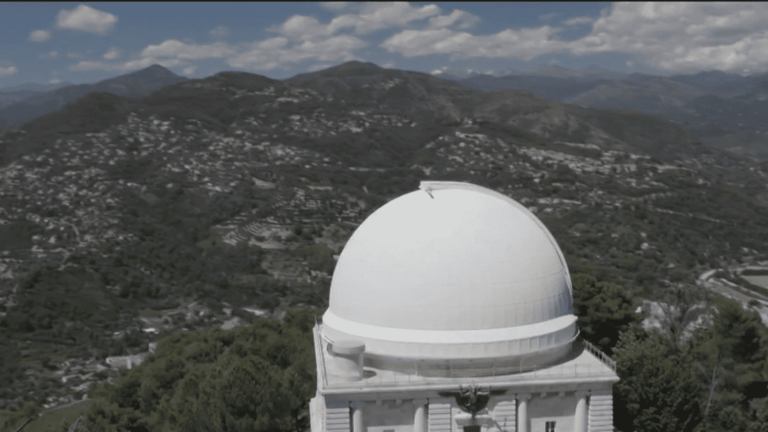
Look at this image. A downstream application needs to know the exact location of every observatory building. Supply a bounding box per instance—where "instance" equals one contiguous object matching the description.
[309,181,618,432]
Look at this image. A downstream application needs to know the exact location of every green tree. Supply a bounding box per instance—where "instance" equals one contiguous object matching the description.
[572,273,641,355]
[85,311,317,432]
[689,298,768,432]
[651,284,708,348]
[613,330,703,432]
[85,401,149,432]
[712,299,764,365]
[0,402,41,431]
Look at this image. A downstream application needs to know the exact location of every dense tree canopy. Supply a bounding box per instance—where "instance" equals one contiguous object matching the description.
[571,273,641,355]
[689,298,768,432]
[613,330,703,432]
[85,308,318,432]
[609,297,768,432]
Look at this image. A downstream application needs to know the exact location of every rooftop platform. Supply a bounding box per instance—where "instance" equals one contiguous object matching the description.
[314,324,619,395]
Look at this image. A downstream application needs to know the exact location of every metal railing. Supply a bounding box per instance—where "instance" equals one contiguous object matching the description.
[325,362,615,389]
[582,339,617,371]
[314,319,329,386]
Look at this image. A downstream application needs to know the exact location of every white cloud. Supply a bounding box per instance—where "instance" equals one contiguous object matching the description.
[39,51,59,59]
[226,38,289,71]
[183,66,197,76]
[329,2,440,35]
[270,15,335,41]
[56,4,118,35]
[0,66,18,78]
[308,63,333,72]
[375,2,768,74]
[382,26,565,61]
[431,66,447,74]
[29,29,51,42]
[567,2,768,73]
[563,16,594,26]
[48,78,61,84]
[103,47,121,60]
[67,52,83,58]
[141,40,235,59]
[69,57,181,72]
[427,10,480,30]
[228,35,366,70]
[298,35,367,61]
[269,3,445,45]
[210,25,229,39]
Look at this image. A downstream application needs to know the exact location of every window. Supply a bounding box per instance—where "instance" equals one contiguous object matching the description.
[545,421,556,432]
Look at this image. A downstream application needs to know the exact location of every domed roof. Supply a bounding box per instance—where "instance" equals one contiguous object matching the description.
[322,181,577,361]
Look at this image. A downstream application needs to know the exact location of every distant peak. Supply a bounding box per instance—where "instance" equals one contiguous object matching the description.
[88,64,187,88]
[333,61,383,72]
[124,64,182,79]
[339,60,381,68]
[142,64,178,74]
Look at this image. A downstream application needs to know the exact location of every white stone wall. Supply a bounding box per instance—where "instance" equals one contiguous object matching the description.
[313,388,613,432]
[527,393,576,432]
[363,400,415,432]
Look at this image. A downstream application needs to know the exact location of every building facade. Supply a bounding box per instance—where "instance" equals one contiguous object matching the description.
[310,181,619,432]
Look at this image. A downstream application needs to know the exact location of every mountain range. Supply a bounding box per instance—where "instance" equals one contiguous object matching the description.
[0,82,72,109]
[435,64,628,80]
[1,62,709,167]
[4,63,767,160]
[437,66,768,159]
[2,60,768,418]
[0,65,187,129]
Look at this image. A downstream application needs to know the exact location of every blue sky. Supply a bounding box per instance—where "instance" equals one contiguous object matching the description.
[2,2,768,88]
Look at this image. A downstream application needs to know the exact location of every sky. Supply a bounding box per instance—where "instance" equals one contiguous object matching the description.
[2,2,768,89]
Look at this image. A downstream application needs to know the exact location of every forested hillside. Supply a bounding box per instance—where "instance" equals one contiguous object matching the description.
[1,62,768,431]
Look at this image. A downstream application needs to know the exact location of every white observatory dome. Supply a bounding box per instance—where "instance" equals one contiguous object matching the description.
[322,181,578,366]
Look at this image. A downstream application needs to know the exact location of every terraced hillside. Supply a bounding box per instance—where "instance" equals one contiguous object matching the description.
[1,62,768,415]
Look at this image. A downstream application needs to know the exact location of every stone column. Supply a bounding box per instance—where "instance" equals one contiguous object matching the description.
[350,401,364,432]
[574,391,588,432]
[517,393,531,432]
[413,399,428,432]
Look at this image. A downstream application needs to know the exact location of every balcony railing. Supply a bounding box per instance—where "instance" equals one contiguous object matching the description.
[581,339,617,371]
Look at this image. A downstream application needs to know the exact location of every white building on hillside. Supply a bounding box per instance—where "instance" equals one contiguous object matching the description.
[310,181,618,432]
